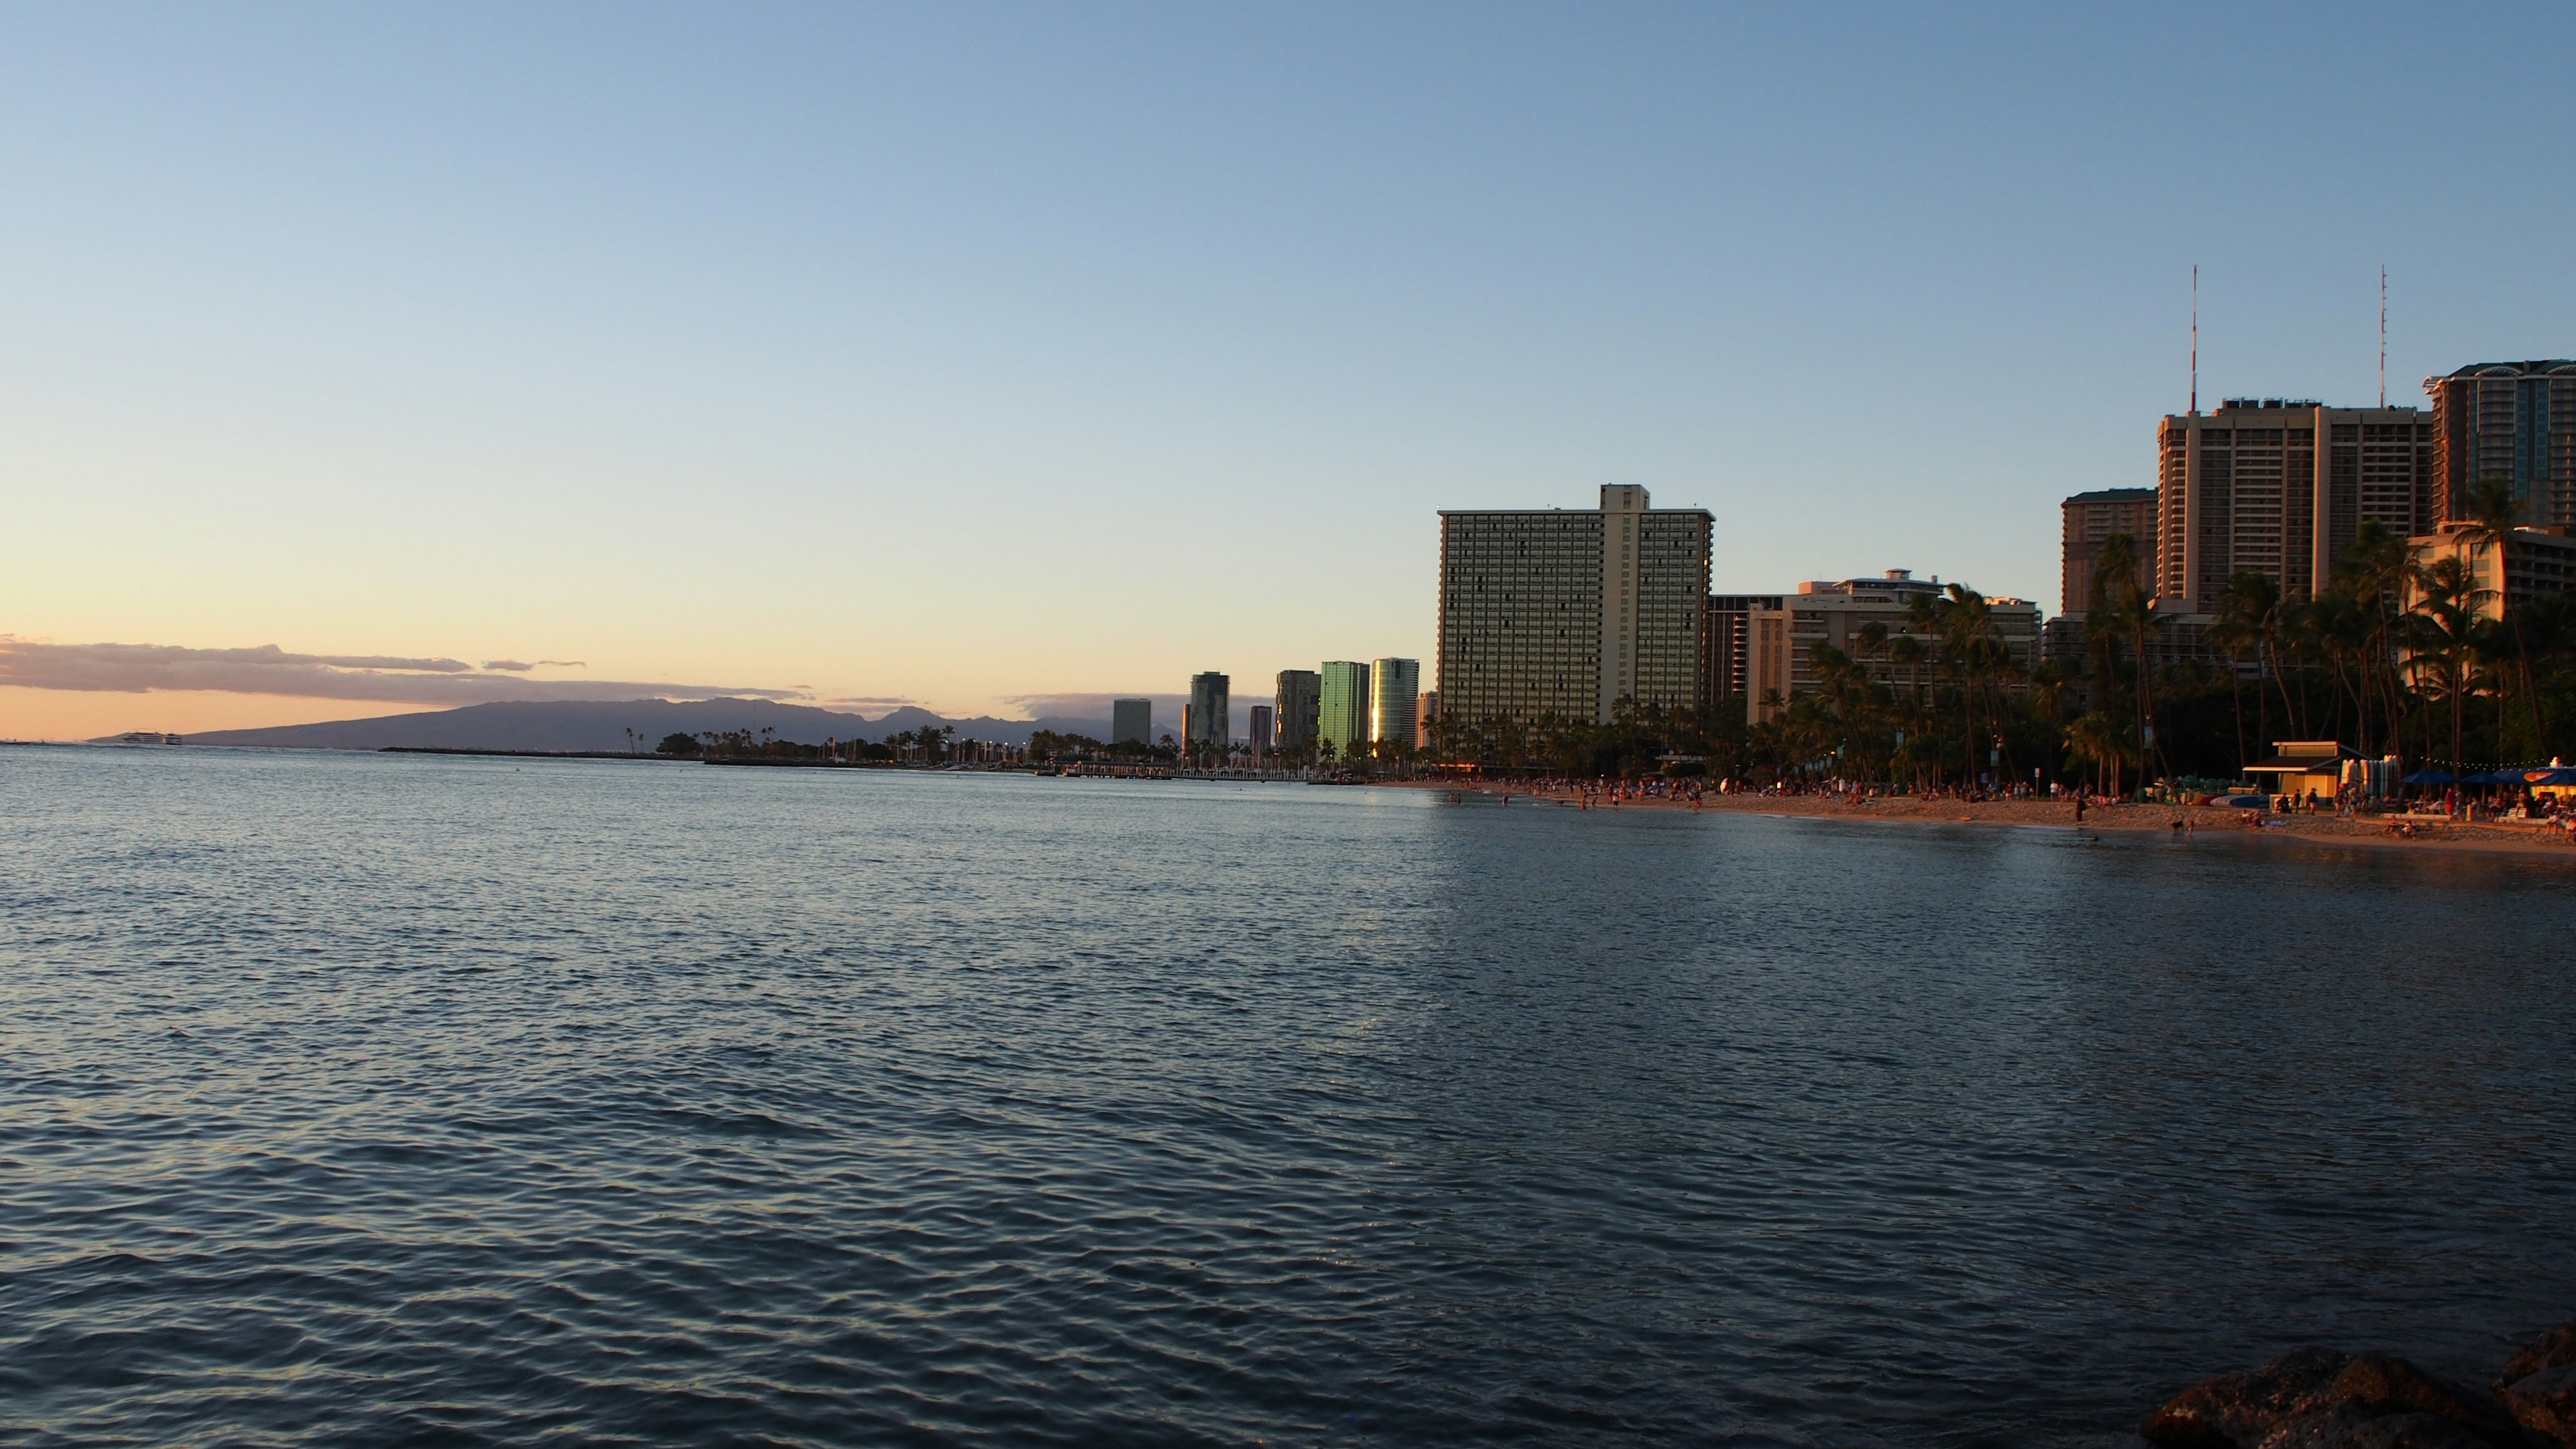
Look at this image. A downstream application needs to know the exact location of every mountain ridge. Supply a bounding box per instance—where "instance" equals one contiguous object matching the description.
[171,698,1130,752]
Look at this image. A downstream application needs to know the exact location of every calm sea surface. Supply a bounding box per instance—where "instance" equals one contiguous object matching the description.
[4,746,2573,1447]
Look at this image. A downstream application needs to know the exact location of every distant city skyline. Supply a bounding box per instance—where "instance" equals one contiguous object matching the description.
[7,7,2573,740]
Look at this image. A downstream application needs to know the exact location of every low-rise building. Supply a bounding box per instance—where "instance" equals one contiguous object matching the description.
[1742,571,2042,724]
[2406,525,2576,619]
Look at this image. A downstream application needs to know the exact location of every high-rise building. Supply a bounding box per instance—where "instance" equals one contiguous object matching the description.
[1247,704,1275,760]
[1702,594,1785,702]
[1318,661,1371,760]
[1368,657,1419,748]
[2424,361,2576,530]
[2156,398,2433,612]
[1437,484,1713,729]
[1186,672,1229,751]
[1273,669,1319,753]
[1416,690,1440,749]
[2061,488,2159,615]
[1111,698,1152,745]
[1742,571,2041,724]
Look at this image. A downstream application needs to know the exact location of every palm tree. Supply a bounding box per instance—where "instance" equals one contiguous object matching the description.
[2092,536,2163,787]
[2457,478,2540,753]
[1940,584,1998,786]
[2215,571,2298,747]
[2064,712,2131,796]
[2333,520,2418,769]
[2406,555,2493,782]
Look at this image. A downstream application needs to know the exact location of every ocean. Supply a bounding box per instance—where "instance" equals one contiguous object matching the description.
[4,745,2571,1446]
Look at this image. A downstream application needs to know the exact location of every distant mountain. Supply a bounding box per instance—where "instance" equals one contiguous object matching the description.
[181,698,1082,752]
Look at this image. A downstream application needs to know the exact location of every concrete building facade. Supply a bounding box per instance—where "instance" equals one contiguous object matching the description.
[1318,661,1371,760]
[1369,657,1420,748]
[2407,525,2576,621]
[1702,594,1785,704]
[2425,360,2576,530]
[2061,488,2159,615]
[1437,484,1713,729]
[1743,571,2042,725]
[1247,704,1274,761]
[1273,669,1320,753]
[2156,398,2434,612]
[1111,698,1152,746]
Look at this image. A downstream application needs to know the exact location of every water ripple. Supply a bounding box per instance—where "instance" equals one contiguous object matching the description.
[3,747,2573,1446]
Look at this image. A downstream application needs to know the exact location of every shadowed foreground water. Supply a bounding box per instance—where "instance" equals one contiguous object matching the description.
[3,746,2573,1447]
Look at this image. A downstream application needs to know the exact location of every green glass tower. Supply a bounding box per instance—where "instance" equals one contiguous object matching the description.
[1317,661,1371,760]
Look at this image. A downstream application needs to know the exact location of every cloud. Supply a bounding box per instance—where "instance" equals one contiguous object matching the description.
[825,694,919,706]
[0,637,806,705]
[482,659,535,672]
[1007,691,1187,718]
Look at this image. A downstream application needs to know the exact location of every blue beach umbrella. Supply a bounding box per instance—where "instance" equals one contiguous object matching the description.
[2400,769,2457,786]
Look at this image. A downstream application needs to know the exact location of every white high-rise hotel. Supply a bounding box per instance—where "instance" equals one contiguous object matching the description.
[1436,485,1712,729]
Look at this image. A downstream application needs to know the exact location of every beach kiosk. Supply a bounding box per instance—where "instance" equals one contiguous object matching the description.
[2244,741,2353,806]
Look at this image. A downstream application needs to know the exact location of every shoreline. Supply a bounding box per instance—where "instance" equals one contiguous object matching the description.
[1391,778,2576,860]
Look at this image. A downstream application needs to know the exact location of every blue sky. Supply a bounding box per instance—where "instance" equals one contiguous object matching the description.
[5,2,2573,734]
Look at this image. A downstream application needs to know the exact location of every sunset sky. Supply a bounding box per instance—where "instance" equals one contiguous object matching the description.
[7,3,2574,739]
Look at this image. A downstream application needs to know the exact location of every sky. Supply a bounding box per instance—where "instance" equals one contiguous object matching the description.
[5,2,2575,739]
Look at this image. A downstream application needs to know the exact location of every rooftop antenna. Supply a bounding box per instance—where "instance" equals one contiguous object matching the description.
[2190,264,2198,414]
[2379,265,2387,408]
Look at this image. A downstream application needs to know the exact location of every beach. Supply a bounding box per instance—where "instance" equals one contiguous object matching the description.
[1401,778,2576,859]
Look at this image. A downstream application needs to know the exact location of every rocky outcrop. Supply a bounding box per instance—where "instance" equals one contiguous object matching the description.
[2496,1322,2576,1445]
[2142,1320,2576,1448]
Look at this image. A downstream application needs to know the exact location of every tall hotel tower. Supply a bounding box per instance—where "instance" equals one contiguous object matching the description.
[1272,669,1320,753]
[2156,398,2432,612]
[2424,361,2576,530]
[1437,484,1713,729]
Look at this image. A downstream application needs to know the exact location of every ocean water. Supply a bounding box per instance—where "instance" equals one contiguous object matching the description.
[3,746,2573,1448]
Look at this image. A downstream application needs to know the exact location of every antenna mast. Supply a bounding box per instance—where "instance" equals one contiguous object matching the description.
[2379,266,2387,408]
[2190,264,2198,414]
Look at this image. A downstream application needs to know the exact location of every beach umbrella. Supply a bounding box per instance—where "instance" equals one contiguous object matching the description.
[2400,769,2457,786]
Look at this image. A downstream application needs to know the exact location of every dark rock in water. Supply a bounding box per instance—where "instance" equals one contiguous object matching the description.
[2141,1348,2524,1449]
[2323,1354,2522,1442]
[2496,1318,2576,1446]
[2253,1401,2498,1448]
[2143,1348,2355,1447]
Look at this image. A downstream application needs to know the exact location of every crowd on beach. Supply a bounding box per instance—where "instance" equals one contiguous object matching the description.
[1436,769,2576,851]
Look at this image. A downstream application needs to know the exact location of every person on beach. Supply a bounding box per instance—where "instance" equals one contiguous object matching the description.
[2073,792,2087,826]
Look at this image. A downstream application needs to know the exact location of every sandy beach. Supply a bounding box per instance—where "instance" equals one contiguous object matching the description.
[1399,779,2576,859]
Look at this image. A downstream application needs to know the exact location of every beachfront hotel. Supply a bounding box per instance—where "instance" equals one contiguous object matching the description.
[1739,572,2042,724]
[1436,484,1713,729]
[2424,360,2576,530]
[2155,398,2434,613]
